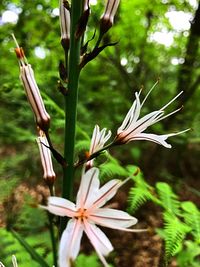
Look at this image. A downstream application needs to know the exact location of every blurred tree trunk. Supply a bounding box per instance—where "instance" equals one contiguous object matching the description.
[177,1,200,106]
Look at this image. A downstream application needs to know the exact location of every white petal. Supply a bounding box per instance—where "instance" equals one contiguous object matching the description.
[134,129,190,147]
[47,197,76,217]
[89,179,123,210]
[89,208,138,229]
[59,219,83,267]
[89,125,100,154]
[76,167,100,209]
[12,256,18,267]
[130,133,172,148]
[126,110,163,135]
[83,219,113,267]
[118,92,141,133]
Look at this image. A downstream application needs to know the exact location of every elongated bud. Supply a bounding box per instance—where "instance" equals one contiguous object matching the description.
[12,34,50,131]
[75,0,90,39]
[60,0,70,50]
[100,0,120,34]
[37,129,56,185]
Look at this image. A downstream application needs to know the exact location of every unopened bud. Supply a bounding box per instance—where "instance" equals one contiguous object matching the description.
[60,0,70,50]
[37,130,56,184]
[20,64,50,131]
[100,0,120,34]
[75,0,90,39]
[12,34,50,131]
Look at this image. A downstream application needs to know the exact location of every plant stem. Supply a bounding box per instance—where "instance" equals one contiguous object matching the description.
[48,213,57,267]
[48,184,57,267]
[60,0,82,234]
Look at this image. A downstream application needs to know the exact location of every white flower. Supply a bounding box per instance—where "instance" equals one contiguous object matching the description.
[43,167,143,267]
[86,125,111,168]
[116,84,190,148]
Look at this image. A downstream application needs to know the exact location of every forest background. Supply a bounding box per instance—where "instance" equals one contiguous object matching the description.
[0,0,200,266]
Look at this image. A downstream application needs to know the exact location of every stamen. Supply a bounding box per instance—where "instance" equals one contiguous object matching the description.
[160,91,183,111]
[141,80,159,107]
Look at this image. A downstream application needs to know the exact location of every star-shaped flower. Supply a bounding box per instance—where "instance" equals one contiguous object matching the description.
[43,167,142,267]
[115,84,189,148]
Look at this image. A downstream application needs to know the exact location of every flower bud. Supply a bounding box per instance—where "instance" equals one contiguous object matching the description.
[100,0,120,34]
[37,130,56,184]
[60,0,70,50]
[12,34,50,131]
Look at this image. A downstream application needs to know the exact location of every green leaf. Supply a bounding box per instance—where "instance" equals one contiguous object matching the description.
[156,182,181,215]
[163,212,191,262]
[11,230,49,267]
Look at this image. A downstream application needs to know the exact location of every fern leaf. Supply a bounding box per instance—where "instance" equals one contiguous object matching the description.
[163,212,191,262]
[99,155,128,181]
[181,201,200,243]
[128,175,156,212]
[156,182,181,215]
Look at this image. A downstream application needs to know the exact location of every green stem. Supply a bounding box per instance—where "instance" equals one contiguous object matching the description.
[48,184,57,267]
[48,213,57,267]
[60,0,82,234]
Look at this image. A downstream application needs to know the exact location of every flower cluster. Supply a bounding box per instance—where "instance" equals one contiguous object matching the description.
[114,83,189,148]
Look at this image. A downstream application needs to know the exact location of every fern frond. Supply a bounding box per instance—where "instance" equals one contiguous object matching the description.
[99,155,128,181]
[156,182,181,215]
[176,240,200,267]
[181,201,200,243]
[163,212,191,262]
[128,174,157,212]
[0,228,39,267]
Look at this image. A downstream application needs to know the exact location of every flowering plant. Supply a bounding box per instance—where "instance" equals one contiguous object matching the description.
[4,0,190,266]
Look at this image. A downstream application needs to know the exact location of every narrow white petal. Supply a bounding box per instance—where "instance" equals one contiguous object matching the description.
[76,167,100,209]
[118,110,163,143]
[89,125,100,154]
[130,133,172,148]
[12,256,18,267]
[126,110,163,134]
[83,219,113,267]
[89,179,122,210]
[89,208,138,229]
[152,107,182,124]
[118,92,141,133]
[59,219,83,267]
[47,197,76,217]
[0,262,5,267]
